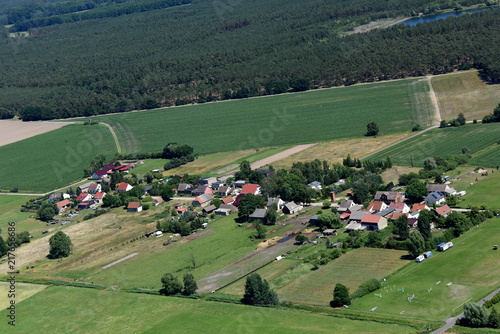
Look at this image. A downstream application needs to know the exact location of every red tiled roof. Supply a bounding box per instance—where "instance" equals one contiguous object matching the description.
[127,202,141,209]
[367,201,385,211]
[361,214,382,224]
[390,212,408,220]
[76,193,90,201]
[176,208,188,213]
[340,212,351,219]
[412,203,428,211]
[94,192,105,199]
[57,199,71,208]
[241,184,260,194]
[117,182,130,191]
[435,205,452,216]
[222,196,235,204]
[390,202,406,211]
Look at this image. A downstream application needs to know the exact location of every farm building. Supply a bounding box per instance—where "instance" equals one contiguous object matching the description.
[176,207,188,214]
[375,207,395,218]
[87,182,102,194]
[349,210,370,222]
[360,214,388,231]
[367,200,388,213]
[426,184,456,195]
[338,200,355,213]
[78,201,94,210]
[435,205,453,217]
[192,194,214,207]
[127,202,142,212]
[407,218,418,228]
[116,182,132,192]
[152,197,164,206]
[219,204,238,212]
[221,196,235,205]
[249,208,267,223]
[425,191,446,205]
[48,193,62,203]
[231,180,246,188]
[267,197,285,211]
[91,162,116,179]
[203,205,217,214]
[56,199,71,214]
[374,191,403,204]
[215,208,231,216]
[345,222,364,231]
[339,212,351,220]
[283,202,303,215]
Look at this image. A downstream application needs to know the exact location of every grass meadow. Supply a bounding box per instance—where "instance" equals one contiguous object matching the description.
[454,169,500,210]
[349,218,500,321]
[0,124,117,193]
[0,286,417,333]
[366,123,500,167]
[94,78,433,154]
[276,248,409,307]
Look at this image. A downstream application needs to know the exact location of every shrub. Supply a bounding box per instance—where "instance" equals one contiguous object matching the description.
[351,278,381,300]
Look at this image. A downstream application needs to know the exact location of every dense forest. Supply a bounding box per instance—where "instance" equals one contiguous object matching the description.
[0,0,498,120]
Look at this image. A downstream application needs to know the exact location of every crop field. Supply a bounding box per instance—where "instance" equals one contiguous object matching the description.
[471,145,500,169]
[432,70,500,121]
[276,248,409,306]
[0,286,416,334]
[366,123,500,167]
[0,282,47,310]
[0,124,117,193]
[93,78,433,155]
[349,218,500,321]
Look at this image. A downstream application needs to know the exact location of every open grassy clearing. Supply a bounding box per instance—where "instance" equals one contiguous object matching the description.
[349,218,500,321]
[432,70,500,121]
[0,286,416,334]
[0,124,117,193]
[366,123,500,167]
[0,195,35,227]
[277,248,409,307]
[380,166,422,185]
[127,159,170,175]
[272,133,413,169]
[81,214,263,290]
[0,282,47,309]
[92,78,433,155]
[452,168,500,209]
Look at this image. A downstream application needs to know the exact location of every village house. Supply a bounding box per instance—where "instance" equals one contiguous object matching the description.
[412,203,430,212]
[56,199,71,214]
[211,182,225,191]
[127,202,142,212]
[91,162,116,179]
[152,197,164,206]
[425,191,446,206]
[191,185,213,196]
[367,200,388,213]
[215,208,232,216]
[76,192,93,202]
[192,194,214,207]
[116,182,132,193]
[338,200,356,213]
[375,207,395,218]
[219,203,238,212]
[216,186,232,197]
[203,205,217,214]
[435,204,453,217]
[282,202,303,215]
[78,201,94,210]
[176,183,193,194]
[87,182,102,194]
[93,192,106,204]
[266,197,285,211]
[48,193,63,203]
[389,202,410,213]
[374,191,403,204]
[198,177,217,187]
[78,181,94,193]
[241,184,261,195]
[349,210,370,223]
[221,196,235,205]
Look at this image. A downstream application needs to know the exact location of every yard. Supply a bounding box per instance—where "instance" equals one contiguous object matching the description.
[366,123,500,167]
[276,248,409,306]
[349,218,500,321]
[93,78,433,155]
[0,285,417,333]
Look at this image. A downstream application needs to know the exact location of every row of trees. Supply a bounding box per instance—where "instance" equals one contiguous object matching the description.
[1,1,499,120]
[160,272,197,296]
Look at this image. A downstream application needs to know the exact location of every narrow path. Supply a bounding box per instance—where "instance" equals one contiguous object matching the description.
[427,76,442,124]
[101,253,139,269]
[250,144,317,170]
[431,287,500,334]
[99,122,121,154]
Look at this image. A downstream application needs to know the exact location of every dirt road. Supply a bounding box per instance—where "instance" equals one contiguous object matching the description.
[0,120,74,147]
[250,144,317,169]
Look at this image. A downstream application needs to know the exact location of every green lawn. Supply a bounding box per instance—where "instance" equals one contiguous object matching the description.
[276,248,409,307]
[0,124,117,192]
[93,78,433,154]
[0,286,416,333]
[349,218,500,321]
[81,215,262,290]
[128,159,170,175]
[366,123,500,167]
[456,169,500,210]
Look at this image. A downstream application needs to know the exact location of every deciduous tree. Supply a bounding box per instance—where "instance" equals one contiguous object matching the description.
[331,283,350,307]
[49,231,72,259]
[242,273,279,306]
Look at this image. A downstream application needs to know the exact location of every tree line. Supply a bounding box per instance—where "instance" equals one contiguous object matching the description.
[0,1,498,120]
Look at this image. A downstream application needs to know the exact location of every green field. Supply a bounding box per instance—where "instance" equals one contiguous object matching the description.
[455,169,500,210]
[0,286,416,333]
[276,248,409,307]
[366,123,500,167]
[0,124,117,192]
[0,282,46,309]
[0,195,44,240]
[81,215,262,290]
[93,78,433,154]
[349,218,500,321]
[471,145,500,168]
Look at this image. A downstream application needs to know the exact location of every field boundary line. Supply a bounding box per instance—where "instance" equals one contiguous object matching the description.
[99,122,122,154]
